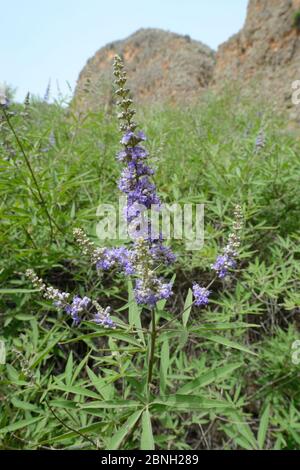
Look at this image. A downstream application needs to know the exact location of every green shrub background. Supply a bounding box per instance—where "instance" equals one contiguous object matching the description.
[0,90,300,449]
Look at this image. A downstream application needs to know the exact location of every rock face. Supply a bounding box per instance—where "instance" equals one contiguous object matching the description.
[74,1,300,118]
[213,0,300,118]
[74,28,215,111]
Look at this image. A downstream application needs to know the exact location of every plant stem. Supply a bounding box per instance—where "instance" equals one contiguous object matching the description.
[2,108,63,240]
[147,308,156,392]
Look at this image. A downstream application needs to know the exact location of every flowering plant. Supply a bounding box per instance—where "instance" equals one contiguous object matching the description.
[24,56,252,450]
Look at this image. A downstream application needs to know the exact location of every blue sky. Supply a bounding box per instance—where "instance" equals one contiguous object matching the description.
[2,0,248,101]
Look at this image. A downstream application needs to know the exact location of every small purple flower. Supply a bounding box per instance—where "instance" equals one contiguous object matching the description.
[211,254,236,278]
[121,131,135,145]
[116,150,128,161]
[192,284,210,307]
[150,243,176,265]
[96,247,134,275]
[211,205,243,279]
[65,295,91,324]
[134,278,173,306]
[94,307,115,328]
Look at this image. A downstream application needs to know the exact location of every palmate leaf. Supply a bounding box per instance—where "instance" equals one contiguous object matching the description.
[141,409,155,450]
[177,363,242,394]
[225,410,258,450]
[40,421,105,445]
[86,366,114,400]
[50,383,102,400]
[108,409,143,450]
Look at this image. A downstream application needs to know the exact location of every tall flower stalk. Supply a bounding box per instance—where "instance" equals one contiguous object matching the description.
[25,55,245,410]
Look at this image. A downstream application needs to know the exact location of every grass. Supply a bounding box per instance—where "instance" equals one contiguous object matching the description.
[0,88,300,449]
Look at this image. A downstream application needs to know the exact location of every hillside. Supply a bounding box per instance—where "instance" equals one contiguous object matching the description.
[213,0,300,120]
[74,28,215,110]
[74,1,300,121]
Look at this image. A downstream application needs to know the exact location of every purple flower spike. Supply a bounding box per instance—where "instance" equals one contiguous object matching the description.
[192,284,210,307]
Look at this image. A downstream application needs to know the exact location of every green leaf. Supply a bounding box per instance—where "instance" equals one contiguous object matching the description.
[51,383,101,399]
[30,333,65,369]
[191,322,259,332]
[196,332,257,355]
[86,366,114,400]
[0,340,6,364]
[0,416,43,434]
[257,404,270,449]
[65,352,73,386]
[80,400,141,410]
[160,338,170,394]
[48,400,77,410]
[177,363,242,394]
[11,398,39,411]
[182,288,193,327]
[0,288,39,294]
[152,395,233,411]
[108,409,143,450]
[228,411,258,450]
[62,330,142,347]
[141,409,155,450]
[42,422,103,444]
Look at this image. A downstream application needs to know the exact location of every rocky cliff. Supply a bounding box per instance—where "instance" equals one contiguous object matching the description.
[73,28,215,111]
[213,0,300,118]
[74,1,300,118]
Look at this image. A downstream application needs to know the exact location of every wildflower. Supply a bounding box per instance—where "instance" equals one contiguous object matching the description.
[211,205,243,278]
[95,246,135,275]
[134,278,173,306]
[65,295,91,324]
[112,55,174,305]
[131,237,173,306]
[74,56,174,308]
[192,284,210,306]
[113,55,161,225]
[255,129,265,151]
[92,301,116,328]
[25,269,114,327]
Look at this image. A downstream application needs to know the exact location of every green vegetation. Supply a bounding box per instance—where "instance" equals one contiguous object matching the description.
[0,88,300,449]
[293,11,300,31]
